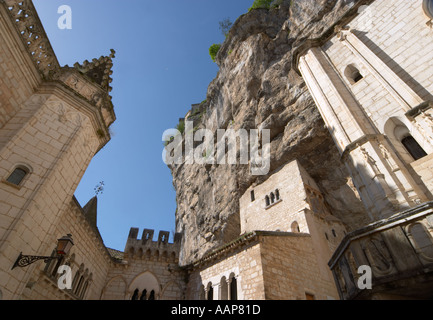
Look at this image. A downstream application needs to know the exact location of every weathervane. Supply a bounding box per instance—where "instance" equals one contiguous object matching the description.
[94,181,105,196]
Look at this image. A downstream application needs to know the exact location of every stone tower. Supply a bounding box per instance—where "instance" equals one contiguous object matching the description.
[0,0,116,299]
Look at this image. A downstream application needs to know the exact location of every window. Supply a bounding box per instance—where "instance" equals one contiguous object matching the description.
[131,289,139,300]
[401,135,427,161]
[140,289,147,300]
[275,189,280,201]
[265,196,270,207]
[291,221,300,233]
[148,290,155,300]
[270,192,275,204]
[344,64,364,84]
[207,285,213,300]
[6,166,29,186]
[230,277,238,300]
[306,293,315,300]
[250,190,255,202]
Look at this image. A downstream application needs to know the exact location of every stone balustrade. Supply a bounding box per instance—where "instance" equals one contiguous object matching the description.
[329,202,433,300]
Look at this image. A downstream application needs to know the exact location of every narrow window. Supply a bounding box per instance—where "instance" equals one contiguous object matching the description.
[207,286,213,300]
[306,293,315,300]
[332,229,337,237]
[51,256,65,278]
[131,288,139,300]
[270,192,275,204]
[75,276,85,296]
[401,135,427,161]
[230,277,238,301]
[265,196,270,207]
[250,190,255,202]
[291,221,300,233]
[275,189,280,201]
[344,64,363,84]
[148,290,155,300]
[6,167,28,186]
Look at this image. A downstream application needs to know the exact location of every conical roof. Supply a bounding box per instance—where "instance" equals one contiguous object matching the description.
[82,196,98,228]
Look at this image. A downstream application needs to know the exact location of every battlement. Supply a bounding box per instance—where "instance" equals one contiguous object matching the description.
[124,228,182,263]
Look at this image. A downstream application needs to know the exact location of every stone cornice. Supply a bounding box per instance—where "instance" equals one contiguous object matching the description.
[191,231,311,269]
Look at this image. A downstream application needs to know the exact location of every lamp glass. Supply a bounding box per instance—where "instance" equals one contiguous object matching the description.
[56,235,74,255]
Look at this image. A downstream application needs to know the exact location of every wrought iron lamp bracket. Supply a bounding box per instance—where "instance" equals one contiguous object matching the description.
[11,252,61,270]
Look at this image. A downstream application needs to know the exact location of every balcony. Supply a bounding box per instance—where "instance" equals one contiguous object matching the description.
[329,202,433,300]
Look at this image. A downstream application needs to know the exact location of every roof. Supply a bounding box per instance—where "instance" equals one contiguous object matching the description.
[107,248,125,262]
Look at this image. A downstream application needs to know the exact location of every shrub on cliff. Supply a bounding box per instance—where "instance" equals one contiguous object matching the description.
[249,0,282,11]
[209,44,221,62]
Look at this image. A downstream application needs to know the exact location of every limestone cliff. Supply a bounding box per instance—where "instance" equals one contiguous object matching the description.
[168,0,371,266]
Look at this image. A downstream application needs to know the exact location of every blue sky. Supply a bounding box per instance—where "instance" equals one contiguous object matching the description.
[32,0,254,251]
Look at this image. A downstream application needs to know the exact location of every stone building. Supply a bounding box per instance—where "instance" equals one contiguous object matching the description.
[1,0,433,300]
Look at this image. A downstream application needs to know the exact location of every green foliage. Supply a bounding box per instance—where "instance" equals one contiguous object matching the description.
[248,0,280,11]
[176,119,185,134]
[209,44,221,63]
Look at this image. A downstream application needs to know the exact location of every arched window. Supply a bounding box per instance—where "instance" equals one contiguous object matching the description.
[344,64,364,84]
[401,135,427,161]
[291,221,300,233]
[148,290,155,300]
[6,166,29,186]
[275,189,280,201]
[270,193,275,204]
[51,256,65,278]
[265,196,270,207]
[207,283,213,300]
[230,277,238,301]
[131,288,139,300]
[140,289,147,300]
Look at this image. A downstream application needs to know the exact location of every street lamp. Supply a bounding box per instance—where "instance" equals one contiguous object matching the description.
[12,234,74,270]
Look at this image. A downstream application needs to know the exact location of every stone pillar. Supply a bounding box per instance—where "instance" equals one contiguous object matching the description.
[298,45,429,220]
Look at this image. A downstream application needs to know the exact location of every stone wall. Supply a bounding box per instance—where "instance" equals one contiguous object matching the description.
[20,198,113,300]
[101,228,186,300]
[187,231,340,300]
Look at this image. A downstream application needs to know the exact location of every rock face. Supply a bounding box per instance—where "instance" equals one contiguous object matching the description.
[168,0,370,266]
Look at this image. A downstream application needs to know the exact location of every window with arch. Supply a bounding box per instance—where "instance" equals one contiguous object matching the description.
[344,64,364,84]
[384,118,429,164]
[230,276,238,300]
[265,195,270,207]
[270,192,275,204]
[401,135,427,161]
[291,221,300,233]
[207,283,214,300]
[6,165,30,186]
